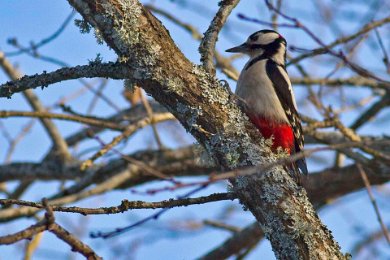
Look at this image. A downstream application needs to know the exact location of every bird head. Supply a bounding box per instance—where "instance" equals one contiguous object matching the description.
[226,29,287,61]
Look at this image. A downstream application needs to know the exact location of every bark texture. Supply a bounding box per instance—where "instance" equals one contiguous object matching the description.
[67,0,347,258]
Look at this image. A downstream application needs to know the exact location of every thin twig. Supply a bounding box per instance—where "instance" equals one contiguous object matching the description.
[203,219,241,233]
[0,51,71,161]
[0,193,235,215]
[237,13,296,28]
[6,11,76,57]
[271,0,283,30]
[263,1,390,82]
[90,185,209,239]
[64,101,169,147]
[80,113,175,170]
[374,27,390,73]
[357,164,390,245]
[4,119,35,163]
[146,5,240,80]
[140,92,164,149]
[145,5,203,40]
[92,134,176,183]
[0,110,124,131]
[288,16,390,65]
[291,76,390,91]
[352,225,390,256]
[0,165,142,221]
[86,78,109,114]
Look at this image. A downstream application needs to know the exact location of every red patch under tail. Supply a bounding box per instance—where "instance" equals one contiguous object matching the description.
[248,115,294,153]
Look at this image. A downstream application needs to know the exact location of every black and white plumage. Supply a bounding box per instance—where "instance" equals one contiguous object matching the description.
[226,29,308,177]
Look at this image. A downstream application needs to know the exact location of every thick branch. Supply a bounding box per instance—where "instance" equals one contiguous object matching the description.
[199,0,240,74]
[0,219,46,244]
[199,222,263,260]
[63,0,347,258]
[0,62,127,98]
[49,223,102,259]
[199,161,390,259]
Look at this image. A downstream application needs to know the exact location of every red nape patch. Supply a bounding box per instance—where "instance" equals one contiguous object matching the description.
[249,115,294,153]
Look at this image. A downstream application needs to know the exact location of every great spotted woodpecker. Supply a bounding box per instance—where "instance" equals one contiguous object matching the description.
[226,29,308,177]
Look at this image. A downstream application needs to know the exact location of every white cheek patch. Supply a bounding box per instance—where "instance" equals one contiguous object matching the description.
[256,32,280,45]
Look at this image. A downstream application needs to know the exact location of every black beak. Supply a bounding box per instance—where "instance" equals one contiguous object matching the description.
[225,42,248,53]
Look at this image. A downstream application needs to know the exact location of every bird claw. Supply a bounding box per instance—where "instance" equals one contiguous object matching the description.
[219,79,230,90]
[231,93,249,112]
[218,79,248,110]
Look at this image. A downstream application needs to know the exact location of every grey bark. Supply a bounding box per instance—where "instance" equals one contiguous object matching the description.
[63,0,347,259]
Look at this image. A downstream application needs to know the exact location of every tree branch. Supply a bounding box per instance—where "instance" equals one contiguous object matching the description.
[0,62,128,98]
[64,0,347,258]
[0,199,102,259]
[199,222,263,260]
[0,192,236,215]
[288,16,390,65]
[199,0,240,74]
[0,51,71,161]
[0,110,126,130]
[291,76,390,91]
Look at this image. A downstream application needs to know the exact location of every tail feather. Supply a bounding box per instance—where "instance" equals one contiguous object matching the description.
[296,157,308,175]
[286,158,307,185]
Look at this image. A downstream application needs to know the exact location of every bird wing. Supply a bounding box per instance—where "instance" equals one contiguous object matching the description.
[265,59,308,175]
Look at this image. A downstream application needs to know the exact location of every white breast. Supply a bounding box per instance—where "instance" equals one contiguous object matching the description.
[235,59,289,123]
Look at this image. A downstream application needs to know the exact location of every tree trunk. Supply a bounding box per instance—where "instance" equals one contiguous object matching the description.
[67,0,347,258]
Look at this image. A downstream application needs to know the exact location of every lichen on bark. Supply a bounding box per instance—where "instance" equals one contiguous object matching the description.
[67,0,348,258]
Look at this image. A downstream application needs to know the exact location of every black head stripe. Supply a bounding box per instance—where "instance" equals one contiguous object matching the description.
[252,29,278,35]
[279,37,287,46]
[259,29,278,34]
[244,54,267,70]
[248,43,267,50]
[250,29,285,40]
[249,34,259,41]
[249,38,285,53]
[245,38,286,70]
[248,29,284,44]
